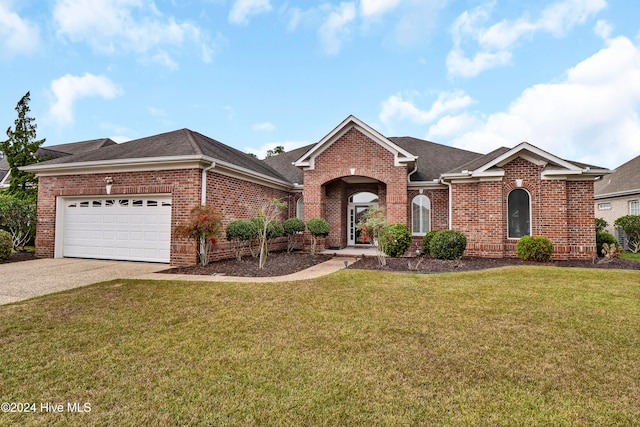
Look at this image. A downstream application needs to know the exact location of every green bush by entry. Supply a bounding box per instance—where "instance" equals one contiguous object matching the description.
[421,230,439,256]
[429,230,467,260]
[380,224,412,257]
[0,230,12,260]
[516,235,553,262]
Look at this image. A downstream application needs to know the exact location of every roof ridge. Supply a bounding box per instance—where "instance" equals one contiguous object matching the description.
[182,128,204,155]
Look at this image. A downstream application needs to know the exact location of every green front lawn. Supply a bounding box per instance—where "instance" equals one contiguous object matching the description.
[622,251,640,261]
[1,267,639,426]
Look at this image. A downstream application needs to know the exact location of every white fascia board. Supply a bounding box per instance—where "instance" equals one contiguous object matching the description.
[20,155,210,175]
[595,189,640,199]
[471,170,505,179]
[407,181,448,189]
[293,115,417,169]
[209,158,293,191]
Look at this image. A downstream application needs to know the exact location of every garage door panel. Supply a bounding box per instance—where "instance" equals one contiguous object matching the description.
[63,195,171,263]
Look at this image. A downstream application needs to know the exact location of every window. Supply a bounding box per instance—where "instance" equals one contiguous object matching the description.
[349,192,378,203]
[296,198,304,220]
[412,195,430,235]
[630,200,639,216]
[598,203,611,210]
[508,189,530,239]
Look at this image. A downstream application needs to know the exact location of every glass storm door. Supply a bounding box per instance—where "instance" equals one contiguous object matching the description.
[348,192,378,246]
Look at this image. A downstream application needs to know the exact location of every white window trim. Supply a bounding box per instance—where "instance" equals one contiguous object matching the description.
[630,200,640,216]
[507,188,532,240]
[411,194,431,236]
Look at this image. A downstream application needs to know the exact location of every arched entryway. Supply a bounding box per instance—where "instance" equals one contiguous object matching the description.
[319,177,386,248]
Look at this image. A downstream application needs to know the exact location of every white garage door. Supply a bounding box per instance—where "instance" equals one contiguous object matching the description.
[63,195,171,263]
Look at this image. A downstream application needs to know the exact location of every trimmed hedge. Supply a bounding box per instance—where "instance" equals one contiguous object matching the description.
[516,236,553,262]
[421,230,439,256]
[0,230,12,260]
[429,230,467,260]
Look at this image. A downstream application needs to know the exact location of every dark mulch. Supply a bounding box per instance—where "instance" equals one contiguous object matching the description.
[162,250,640,277]
[0,251,37,264]
[163,252,332,277]
[347,255,640,274]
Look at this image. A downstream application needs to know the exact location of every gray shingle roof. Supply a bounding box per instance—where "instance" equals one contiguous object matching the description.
[262,143,314,185]
[595,155,640,197]
[388,137,484,181]
[38,129,287,182]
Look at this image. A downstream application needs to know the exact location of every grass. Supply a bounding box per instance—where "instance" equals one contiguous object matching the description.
[621,251,640,261]
[1,267,639,426]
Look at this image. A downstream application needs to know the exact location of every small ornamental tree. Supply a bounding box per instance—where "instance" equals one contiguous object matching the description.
[380,223,412,257]
[254,198,287,269]
[283,217,305,252]
[175,205,223,266]
[614,215,640,253]
[226,219,258,261]
[306,218,330,256]
[595,218,608,233]
[357,207,387,266]
[0,194,36,251]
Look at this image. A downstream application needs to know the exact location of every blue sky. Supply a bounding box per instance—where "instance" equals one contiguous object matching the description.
[1,0,639,169]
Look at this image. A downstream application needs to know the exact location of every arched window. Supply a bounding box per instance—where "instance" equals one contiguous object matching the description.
[508,189,530,239]
[412,195,430,235]
[296,197,304,220]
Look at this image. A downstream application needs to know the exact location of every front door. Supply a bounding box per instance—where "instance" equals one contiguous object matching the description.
[349,205,372,245]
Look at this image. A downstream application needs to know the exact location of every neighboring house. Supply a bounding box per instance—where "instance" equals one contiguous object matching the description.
[594,155,640,248]
[22,115,610,266]
[0,138,116,190]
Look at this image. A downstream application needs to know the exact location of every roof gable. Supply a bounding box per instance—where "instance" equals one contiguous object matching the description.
[442,142,611,181]
[294,115,417,169]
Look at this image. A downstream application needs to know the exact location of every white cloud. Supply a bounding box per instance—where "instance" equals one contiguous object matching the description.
[434,36,640,169]
[318,2,356,55]
[228,0,272,25]
[253,122,276,132]
[49,73,122,124]
[53,0,218,66]
[594,19,612,40]
[380,90,475,126]
[448,0,607,78]
[0,2,40,56]
[360,0,401,18]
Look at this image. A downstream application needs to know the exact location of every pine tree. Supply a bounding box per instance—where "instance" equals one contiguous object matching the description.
[1,91,45,196]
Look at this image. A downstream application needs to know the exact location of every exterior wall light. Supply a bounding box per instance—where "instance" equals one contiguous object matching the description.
[104,176,113,194]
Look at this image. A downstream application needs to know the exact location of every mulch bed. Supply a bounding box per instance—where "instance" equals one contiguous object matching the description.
[164,252,332,277]
[347,255,640,274]
[0,251,37,264]
[161,250,640,277]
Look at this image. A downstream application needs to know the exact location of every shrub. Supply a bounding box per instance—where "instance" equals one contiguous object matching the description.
[0,230,12,260]
[283,217,306,252]
[306,218,330,256]
[0,194,37,251]
[516,236,553,262]
[614,215,640,253]
[421,230,439,256]
[380,224,412,257]
[253,198,287,269]
[595,218,608,233]
[429,230,467,260]
[226,219,258,261]
[596,231,619,257]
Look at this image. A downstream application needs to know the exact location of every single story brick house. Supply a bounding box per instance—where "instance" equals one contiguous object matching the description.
[23,115,610,266]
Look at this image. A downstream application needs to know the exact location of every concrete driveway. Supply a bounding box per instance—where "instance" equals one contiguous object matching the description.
[0,258,167,305]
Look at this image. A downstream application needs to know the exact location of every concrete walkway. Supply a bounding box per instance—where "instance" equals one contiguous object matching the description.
[0,257,352,305]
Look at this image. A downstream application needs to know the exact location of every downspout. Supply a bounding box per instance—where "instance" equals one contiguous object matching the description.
[441,177,453,230]
[200,162,216,261]
[201,162,216,205]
